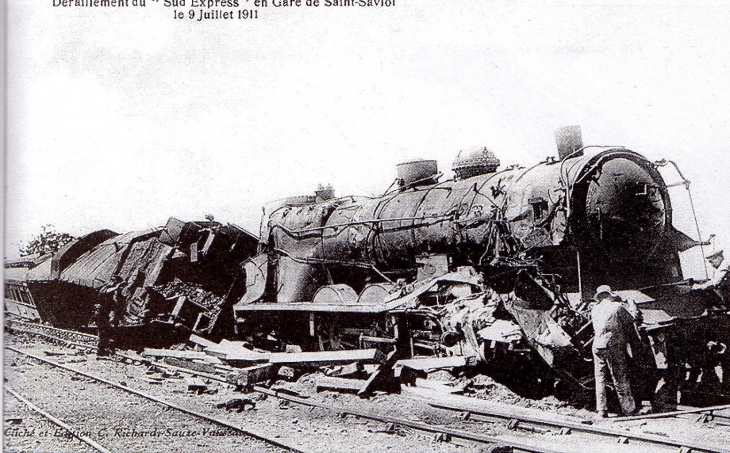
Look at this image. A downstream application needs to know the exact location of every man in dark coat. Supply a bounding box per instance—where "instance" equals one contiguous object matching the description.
[96,276,124,356]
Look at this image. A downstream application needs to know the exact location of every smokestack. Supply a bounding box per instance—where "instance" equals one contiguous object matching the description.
[555,125,584,160]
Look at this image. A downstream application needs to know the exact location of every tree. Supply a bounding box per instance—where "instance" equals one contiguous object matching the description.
[19,225,75,257]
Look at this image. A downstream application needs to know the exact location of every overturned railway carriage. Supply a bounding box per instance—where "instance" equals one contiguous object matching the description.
[234,134,729,402]
[8,218,259,346]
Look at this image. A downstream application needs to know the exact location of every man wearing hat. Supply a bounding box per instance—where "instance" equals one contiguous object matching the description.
[693,250,728,303]
[95,276,124,356]
[591,285,638,417]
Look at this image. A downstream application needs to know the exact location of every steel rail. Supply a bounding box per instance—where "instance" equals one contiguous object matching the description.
[5,386,113,453]
[252,386,563,453]
[5,346,308,453]
[430,399,729,453]
[9,319,98,345]
[609,403,730,423]
[678,404,730,420]
[18,329,97,351]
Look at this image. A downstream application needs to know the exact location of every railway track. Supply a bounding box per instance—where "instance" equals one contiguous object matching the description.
[7,319,98,350]
[6,344,560,453]
[4,347,306,453]
[5,386,113,453]
[426,394,730,453]
[7,320,730,453]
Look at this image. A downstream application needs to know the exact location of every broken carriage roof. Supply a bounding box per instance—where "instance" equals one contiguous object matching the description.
[23,218,259,289]
[4,266,34,282]
[18,254,54,282]
[57,228,163,288]
[5,254,51,282]
[4,253,49,269]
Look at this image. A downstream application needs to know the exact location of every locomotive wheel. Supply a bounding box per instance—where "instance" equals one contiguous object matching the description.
[316,318,356,351]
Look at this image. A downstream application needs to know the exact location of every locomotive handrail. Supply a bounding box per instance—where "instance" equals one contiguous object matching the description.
[272,247,395,283]
[379,172,446,197]
[269,213,453,236]
[654,158,708,279]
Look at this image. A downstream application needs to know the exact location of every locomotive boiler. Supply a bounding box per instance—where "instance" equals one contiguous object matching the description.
[245,141,683,303]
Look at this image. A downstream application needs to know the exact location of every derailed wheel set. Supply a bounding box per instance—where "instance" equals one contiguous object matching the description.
[6,126,730,408]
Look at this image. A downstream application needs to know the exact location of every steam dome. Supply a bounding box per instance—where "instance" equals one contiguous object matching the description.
[452,146,500,180]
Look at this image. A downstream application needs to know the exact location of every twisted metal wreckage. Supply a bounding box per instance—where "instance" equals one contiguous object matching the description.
[5,126,729,404]
[6,219,258,346]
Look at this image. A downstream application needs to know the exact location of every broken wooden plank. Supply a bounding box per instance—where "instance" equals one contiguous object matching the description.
[278,366,297,380]
[202,344,233,358]
[414,378,466,394]
[316,376,366,394]
[204,343,270,362]
[220,351,271,363]
[201,348,228,359]
[142,348,208,360]
[185,377,207,393]
[204,339,251,356]
[269,349,384,367]
[163,357,218,375]
[357,349,399,398]
[359,335,397,346]
[188,334,218,349]
[225,363,276,388]
[220,339,249,348]
[204,346,269,362]
[357,367,383,398]
[394,355,475,371]
[324,362,365,378]
[194,355,223,365]
[395,365,427,384]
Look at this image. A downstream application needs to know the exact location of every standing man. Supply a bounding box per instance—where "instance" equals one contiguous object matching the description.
[693,250,728,305]
[96,276,124,357]
[592,285,638,418]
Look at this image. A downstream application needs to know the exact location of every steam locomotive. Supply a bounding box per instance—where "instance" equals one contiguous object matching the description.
[232,126,728,401]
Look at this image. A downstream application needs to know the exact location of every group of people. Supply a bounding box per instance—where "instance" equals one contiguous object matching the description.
[591,249,729,418]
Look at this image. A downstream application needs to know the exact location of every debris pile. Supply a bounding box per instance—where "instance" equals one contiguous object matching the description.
[152,280,226,311]
[112,327,594,422]
[139,334,490,401]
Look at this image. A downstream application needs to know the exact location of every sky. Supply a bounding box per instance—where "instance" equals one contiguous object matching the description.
[4,0,730,276]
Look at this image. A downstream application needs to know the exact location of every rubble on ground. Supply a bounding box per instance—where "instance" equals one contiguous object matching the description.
[134,332,590,419]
